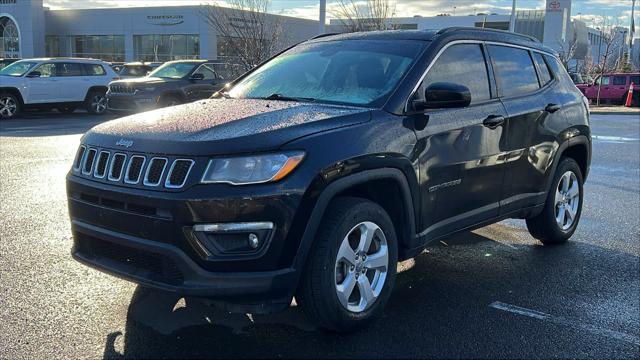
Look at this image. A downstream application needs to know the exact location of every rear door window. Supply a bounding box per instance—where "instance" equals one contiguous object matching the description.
[421,43,491,104]
[612,76,627,85]
[488,45,540,97]
[630,75,640,85]
[532,52,552,86]
[58,63,85,77]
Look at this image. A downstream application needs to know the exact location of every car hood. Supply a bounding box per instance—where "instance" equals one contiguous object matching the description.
[110,77,176,86]
[83,98,371,155]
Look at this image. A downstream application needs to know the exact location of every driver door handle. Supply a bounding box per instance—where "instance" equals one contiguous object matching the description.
[483,115,505,129]
[545,103,561,113]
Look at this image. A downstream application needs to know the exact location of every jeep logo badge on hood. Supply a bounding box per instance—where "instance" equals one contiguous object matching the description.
[115,139,134,148]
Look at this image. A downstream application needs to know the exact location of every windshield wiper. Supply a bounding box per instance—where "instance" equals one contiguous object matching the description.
[261,93,316,103]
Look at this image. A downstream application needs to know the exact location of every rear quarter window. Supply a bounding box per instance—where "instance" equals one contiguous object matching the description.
[84,64,106,76]
[532,52,552,86]
[630,75,640,85]
[612,76,627,85]
[488,45,540,98]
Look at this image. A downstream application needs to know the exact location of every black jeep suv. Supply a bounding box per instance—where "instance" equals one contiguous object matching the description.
[67,28,591,332]
[106,60,228,113]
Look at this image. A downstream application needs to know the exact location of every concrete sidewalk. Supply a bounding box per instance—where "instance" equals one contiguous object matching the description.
[590,106,640,116]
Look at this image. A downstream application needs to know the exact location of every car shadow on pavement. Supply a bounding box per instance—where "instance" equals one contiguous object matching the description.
[0,112,117,137]
[102,229,639,359]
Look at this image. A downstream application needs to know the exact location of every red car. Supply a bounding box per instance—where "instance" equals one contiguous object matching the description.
[581,72,640,104]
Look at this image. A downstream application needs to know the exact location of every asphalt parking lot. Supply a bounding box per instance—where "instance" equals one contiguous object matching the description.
[0,111,638,358]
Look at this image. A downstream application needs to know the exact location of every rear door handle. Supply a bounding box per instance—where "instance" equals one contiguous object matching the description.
[483,115,505,129]
[545,103,561,113]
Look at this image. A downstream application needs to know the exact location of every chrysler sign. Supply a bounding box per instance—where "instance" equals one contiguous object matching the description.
[146,15,184,26]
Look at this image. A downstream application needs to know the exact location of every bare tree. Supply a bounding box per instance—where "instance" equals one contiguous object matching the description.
[595,33,618,106]
[200,0,284,73]
[557,35,579,71]
[331,0,397,33]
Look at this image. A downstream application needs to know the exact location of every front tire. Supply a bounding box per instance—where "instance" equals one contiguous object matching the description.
[86,90,107,115]
[297,197,398,332]
[0,92,20,119]
[526,157,584,244]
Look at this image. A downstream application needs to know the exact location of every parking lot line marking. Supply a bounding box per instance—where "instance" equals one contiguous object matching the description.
[489,301,640,346]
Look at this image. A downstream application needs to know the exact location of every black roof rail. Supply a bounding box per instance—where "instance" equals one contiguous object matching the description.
[310,32,341,40]
[435,26,540,43]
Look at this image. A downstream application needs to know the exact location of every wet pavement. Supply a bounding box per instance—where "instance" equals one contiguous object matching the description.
[0,112,638,358]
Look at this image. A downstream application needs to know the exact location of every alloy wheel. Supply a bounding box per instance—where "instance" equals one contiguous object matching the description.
[92,95,107,114]
[554,171,580,230]
[0,96,17,118]
[334,221,389,313]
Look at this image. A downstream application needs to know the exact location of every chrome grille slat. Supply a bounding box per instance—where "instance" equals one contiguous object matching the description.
[93,151,110,178]
[73,145,86,171]
[108,153,127,181]
[165,159,195,189]
[124,156,146,184]
[143,158,168,187]
[82,148,97,175]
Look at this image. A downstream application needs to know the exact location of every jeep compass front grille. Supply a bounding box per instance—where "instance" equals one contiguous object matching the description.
[109,84,136,95]
[75,147,194,190]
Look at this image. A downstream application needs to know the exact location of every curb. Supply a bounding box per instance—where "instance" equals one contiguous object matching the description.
[590,111,640,116]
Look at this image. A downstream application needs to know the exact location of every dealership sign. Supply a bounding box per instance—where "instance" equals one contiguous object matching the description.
[146,15,184,26]
[547,0,562,12]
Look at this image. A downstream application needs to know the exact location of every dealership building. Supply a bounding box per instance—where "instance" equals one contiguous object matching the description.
[1,0,319,62]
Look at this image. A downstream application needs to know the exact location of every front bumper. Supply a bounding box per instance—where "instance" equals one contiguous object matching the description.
[106,93,159,112]
[67,174,308,307]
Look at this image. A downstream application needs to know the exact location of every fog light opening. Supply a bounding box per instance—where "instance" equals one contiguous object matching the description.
[248,233,259,249]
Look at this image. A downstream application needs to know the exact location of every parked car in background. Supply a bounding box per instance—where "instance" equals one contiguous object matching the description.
[69,28,590,332]
[0,58,119,119]
[118,62,162,79]
[106,60,228,113]
[581,72,640,104]
[0,58,21,70]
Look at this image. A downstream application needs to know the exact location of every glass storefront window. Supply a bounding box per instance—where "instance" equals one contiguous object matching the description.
[45,36,61,57]
[1,16,20,58]
[71,35,125,62]
[133,34,199,62]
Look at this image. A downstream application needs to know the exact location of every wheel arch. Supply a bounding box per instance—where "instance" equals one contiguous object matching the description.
[84,86,108,101]
[292,168,417,277]
[544,134,591,195]
[0,87,25,105]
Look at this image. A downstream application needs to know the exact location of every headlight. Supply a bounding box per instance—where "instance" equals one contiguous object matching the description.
[201,152,305,185]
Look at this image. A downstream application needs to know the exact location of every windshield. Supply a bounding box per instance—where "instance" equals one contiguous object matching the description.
[148,62,196,79]
[227,40,426,107]
[0,61,37,77]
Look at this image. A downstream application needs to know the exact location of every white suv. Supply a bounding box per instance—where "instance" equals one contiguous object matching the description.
[0,58,119,119]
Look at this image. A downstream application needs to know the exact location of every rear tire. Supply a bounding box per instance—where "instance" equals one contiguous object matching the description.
[297,197,398,332]
[85,90,107,115]
[0,92,20,119]
[526,157,584,244]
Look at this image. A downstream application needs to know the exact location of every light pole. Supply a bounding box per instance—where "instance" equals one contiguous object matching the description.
[319,0,327,34]
[509,0,517,32]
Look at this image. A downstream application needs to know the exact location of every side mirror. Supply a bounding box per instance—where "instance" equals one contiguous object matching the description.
[413,82,471,110]
[190,73,205,81]
[26,71,41,78]
[414,82,471,110]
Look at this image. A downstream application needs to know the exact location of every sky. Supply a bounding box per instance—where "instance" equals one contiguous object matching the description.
[42,0,638,33]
